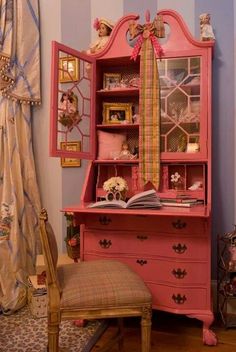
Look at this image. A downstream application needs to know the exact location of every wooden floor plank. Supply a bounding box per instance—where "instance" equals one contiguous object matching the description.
[92,312,236,351]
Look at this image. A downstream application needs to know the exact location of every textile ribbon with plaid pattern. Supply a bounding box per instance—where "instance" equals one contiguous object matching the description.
[129,11,164,190]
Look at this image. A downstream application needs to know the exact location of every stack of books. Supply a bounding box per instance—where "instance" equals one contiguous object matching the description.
[160,196,204,208]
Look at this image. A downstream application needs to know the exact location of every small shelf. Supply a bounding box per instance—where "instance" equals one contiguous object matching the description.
[94,159,139,164]
[97,88,139,97]
[96,124,139,129]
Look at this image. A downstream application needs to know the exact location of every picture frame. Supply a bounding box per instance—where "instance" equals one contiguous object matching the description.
[59,56,79,83]
[103,73,121,90]
[103,102,133,125]
[60,141,81,167]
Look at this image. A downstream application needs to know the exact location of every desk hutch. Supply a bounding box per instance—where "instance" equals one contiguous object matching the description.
[50,10,216,345]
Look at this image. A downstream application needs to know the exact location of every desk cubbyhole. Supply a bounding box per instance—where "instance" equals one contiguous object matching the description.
[159,163,206,201]
[95,164,140,201]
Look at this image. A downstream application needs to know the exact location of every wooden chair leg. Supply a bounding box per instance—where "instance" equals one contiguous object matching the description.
[141,306,152,352]
[118,318,125,352]
[48,312,60,352]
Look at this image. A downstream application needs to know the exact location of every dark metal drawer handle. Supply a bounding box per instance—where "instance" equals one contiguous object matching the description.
[172,243,187,254]
[172,219,186,229]
[172,268,187,279]
[99,216,111,225]
[99,239,112,248]
[172,294,187,304]
[137,235,148,241]
[136,259,147,266]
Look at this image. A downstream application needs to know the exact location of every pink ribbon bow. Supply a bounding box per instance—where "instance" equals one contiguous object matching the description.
[131,31,164,61]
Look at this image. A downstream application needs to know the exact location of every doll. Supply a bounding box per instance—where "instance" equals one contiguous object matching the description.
[87,18,114,54]
[115,141,137,160]
[58,92,78,128]
[59,92,76,117]
[199,13,215,41]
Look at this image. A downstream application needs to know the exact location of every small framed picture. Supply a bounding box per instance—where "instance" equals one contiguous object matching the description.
[59,56,79,83]
[103,102,133,124]
[103,73,121,90]
[186,142,200,153]
[60,141,81,167]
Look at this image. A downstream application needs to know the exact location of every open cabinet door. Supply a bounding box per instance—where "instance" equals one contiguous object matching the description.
[50,41,96,160]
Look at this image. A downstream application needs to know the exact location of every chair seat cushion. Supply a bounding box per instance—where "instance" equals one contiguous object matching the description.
[57,260,152,308]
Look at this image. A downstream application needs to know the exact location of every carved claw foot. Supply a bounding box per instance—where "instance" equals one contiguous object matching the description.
[203,328,217,346]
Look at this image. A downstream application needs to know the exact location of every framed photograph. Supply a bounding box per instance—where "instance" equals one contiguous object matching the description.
[60,141,81,167]
[103,73,121,90]
[59,56,79,83]
[103,102,133,124]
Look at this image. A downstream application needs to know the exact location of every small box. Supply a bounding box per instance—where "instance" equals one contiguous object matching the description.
[28,275,48,318]
[36,253,74,275]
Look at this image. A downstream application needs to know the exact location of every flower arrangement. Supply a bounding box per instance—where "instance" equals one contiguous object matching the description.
[64,212,80,259]
[170,172,183,190]
[103,176,128,201]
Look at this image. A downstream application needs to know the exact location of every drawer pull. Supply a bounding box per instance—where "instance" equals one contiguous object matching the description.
[136,259,147,266]
[172,219,186,229]
[99,239,112,249]
[99,216,111,225]
[172,294,187,305]
[172,243,187,254]
[172,268,187,279]
[137,235,148,241]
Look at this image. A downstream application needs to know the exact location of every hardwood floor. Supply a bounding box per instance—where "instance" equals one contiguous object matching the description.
[92,311,236,351]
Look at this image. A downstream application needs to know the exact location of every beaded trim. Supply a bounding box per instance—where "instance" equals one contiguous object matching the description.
[0,54,41,105]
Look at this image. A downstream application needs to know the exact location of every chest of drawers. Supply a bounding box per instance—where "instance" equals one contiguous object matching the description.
[76,213,212,314]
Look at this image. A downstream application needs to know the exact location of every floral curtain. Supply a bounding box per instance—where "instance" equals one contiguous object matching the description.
[0,0,41,313]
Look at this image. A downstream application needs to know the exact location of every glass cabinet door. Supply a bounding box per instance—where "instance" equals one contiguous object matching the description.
[158,57,205,157]
[50,41,96,160]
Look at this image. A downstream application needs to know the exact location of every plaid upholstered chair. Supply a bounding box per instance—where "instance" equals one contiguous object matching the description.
[39,208,152,352]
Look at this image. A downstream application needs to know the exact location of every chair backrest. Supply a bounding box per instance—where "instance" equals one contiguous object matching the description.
[39,209,60,295]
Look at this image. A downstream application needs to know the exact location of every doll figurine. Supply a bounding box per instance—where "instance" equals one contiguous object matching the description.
[115,142,137,160]
[87,18,114,54]
[199,13,215,41]
[58,91,79,128]
[59,92,76,117]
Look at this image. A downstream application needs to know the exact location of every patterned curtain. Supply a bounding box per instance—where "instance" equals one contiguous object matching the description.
[0,0,41,314]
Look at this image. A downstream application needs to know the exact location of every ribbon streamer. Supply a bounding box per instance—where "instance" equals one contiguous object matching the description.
[129,13,164,189]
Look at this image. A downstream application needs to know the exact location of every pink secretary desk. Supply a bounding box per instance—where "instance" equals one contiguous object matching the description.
[50,10,217,345]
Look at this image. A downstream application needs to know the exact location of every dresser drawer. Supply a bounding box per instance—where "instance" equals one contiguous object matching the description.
[148,284,208,311]
[139,259,208,285]
[83,230,208,260]
[81,214,206,235]
[83,253,208,285]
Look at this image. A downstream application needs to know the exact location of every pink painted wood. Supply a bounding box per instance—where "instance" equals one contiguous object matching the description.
[51,10,216,346]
